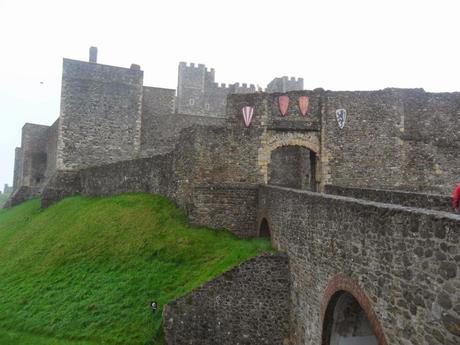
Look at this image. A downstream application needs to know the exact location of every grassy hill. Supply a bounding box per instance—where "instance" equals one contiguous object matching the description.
[0,194,271,345]
[0,193,10,208]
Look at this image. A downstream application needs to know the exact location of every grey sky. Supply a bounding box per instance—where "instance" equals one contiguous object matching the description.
[1,0,459,189]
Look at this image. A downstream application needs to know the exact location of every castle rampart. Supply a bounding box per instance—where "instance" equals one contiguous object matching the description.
[266,76,304,93]
[176,61,301,116]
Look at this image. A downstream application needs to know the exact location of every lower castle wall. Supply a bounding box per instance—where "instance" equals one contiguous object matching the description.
[189,185,259,237]
[79,155,174,198]
[141,112,226,157]
[40,125,264,238]
[259,185,460,345]
[163,254,290,345]
[325,185,453,213]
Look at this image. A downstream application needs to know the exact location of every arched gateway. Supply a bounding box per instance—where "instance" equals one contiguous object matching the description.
[258,131,321,190]
[321,275,388,345]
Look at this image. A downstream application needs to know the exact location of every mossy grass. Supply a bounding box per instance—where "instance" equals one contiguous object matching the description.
[0,193,271,344]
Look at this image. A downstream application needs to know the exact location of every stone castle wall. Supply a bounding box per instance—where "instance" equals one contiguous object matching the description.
[259,185,459,345]
[140,86,176,155]
[56,58,144,170]
[20,123,50,187]
[322,89,460,195]
[163,253,290,345]
[189,185,260,237]
[325,185,452,212]
[266,76,304,93]
[140,85,226,156]
[176,62,298,116]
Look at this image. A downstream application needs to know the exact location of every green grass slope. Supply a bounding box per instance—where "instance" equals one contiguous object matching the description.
[0,193,9,208]
[0,194,271,345]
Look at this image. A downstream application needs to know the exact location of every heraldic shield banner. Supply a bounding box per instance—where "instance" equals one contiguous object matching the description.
[278,95,289,116]
[336,109,347,129]
[298,96,309,116]
[242,106,254,127]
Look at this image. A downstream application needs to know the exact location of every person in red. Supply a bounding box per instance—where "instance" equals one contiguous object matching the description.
[453,183,460,213]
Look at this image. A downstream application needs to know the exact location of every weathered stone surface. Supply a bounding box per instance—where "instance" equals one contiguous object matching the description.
[163,253,290,345]
[6,51,460,345]
[325,185,453,213]
[57,58,144,170]
[190,184,259,237]
[258,185,460,345]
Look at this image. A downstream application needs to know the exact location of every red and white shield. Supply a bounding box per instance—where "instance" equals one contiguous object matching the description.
[242,106,254,127]
[278,95,289,116]
[298,96,309,116]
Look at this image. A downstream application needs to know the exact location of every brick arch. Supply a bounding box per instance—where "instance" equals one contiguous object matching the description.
[320,274,388,345]
[258,132,320,184]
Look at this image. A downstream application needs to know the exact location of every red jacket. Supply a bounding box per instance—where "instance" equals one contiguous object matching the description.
[453,184,460,209]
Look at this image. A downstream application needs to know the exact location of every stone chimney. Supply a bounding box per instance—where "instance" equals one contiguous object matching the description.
[89,46,98,63]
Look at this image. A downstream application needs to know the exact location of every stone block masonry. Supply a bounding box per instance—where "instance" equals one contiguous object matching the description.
[57,58,144,170]
[325,185,453,213]
[163,253,290,345]
[322,88,460,194]
[176,61,303,116]
[189,184,259,237]
[259,185,460,345]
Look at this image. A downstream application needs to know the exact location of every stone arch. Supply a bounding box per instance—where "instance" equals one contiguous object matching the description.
[259,218,271,239]
[257,209,276,246]
[320,274,388,345]
[258,132,320,185]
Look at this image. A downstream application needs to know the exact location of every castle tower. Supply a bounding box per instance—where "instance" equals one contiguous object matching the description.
[266,76,304,93]
[176,62,214,115]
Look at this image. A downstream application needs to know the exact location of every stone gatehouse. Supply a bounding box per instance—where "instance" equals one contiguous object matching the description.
[4,48,460,345]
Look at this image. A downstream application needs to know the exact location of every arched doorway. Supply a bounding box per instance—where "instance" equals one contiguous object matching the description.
[268,145,317,191]
[259,218,270,239]
[323,291,378,345]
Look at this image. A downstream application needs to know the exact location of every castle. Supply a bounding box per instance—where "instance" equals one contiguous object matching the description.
[9,47,303,197]
[5,48,459,345]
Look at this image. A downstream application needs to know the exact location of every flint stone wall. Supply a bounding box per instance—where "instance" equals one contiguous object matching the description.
[42,125,198,210]
[57,59,143,170]
[259,185,460,345]
[323,89,460,195]
[189,185,259,237]
[325,185,453,213]
[163,253,290,345]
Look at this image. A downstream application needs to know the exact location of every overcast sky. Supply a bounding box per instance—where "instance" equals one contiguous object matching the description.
[1,0,459,189]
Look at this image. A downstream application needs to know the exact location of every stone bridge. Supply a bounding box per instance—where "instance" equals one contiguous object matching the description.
[165,185,460,345]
